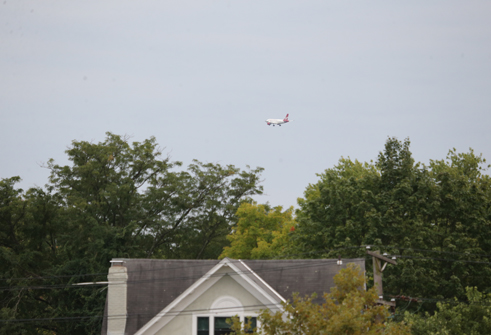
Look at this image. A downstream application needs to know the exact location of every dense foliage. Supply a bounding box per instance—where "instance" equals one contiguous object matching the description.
[405,287,491,335]
[0,133,263,334]
[219,202,296,259]
[230,263,411,335]
[294,137,491,309]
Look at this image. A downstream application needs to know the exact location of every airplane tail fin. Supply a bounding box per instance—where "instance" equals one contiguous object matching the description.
[284,114,289,122]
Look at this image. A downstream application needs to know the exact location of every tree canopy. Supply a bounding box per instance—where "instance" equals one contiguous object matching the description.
[0,133,264,334]
[294,137,491,309]
[219,202,296,260]
[405,287,491,335]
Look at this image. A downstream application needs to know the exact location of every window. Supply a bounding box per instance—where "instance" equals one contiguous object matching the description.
[196,316,257,335]
[197,317,210,335]
[244,317,257,333]
[214,317,233,335]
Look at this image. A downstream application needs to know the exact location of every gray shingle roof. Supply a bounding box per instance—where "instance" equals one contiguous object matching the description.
[101,258,365,335]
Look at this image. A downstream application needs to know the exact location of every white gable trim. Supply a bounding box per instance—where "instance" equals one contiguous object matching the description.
[134,260,226,335]
[134,258,283,335]
[224,259,285,307]
[238,259,286,303]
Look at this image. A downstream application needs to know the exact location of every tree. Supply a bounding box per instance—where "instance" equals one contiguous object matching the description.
[0,178,66,334]
[295,157,380,251]
[230,263,411,334]
[405,287,491,335]
[294,137,491,308]
[219,202,296,259]
[46,133,264,261]
[0,133,264,334]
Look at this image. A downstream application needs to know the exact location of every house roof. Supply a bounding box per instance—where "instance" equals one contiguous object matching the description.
[101,257,365,335]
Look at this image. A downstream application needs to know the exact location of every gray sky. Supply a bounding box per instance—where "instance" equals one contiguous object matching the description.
[1,1,490,208]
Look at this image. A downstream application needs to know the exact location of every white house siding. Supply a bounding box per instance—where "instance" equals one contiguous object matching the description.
[155,274,265,335]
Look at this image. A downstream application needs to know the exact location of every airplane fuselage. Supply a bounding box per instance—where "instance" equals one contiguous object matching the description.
[266,114,290,126]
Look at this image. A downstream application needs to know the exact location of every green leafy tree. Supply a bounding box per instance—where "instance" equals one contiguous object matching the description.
[294,137,491,307]
[219,202,296,259]
[405,287,491,335]
[230,263,411,334]
[46,133,264,261]
[0,178,66,334]
[0,133,264,334]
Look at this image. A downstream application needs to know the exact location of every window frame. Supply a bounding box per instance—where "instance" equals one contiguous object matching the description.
[192,295,260,335]
[192,315,259,335]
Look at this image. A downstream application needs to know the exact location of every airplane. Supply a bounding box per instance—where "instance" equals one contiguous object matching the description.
[265,114,290,126]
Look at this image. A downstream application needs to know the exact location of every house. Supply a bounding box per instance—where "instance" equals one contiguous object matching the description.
[101,257,365,335]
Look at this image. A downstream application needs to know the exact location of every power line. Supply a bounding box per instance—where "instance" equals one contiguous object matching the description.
[0,302,281,324]
[3,244,491,292]
[0,246,367,284]
[0,258,352,292]
[4,293,491,325]
[390,254,491,265]
[368,245,491,259]
[3,250,491,292]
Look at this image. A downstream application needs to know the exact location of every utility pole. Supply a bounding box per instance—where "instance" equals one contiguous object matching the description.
[366,250,397,307]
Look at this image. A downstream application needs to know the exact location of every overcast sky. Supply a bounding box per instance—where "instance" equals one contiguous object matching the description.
[1,1,490,208]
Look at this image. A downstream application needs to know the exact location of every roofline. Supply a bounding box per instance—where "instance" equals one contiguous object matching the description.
[238,259,286,303]
[133,257,284,335]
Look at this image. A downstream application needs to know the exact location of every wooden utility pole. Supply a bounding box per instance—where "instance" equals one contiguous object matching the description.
[366,250,397,307]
